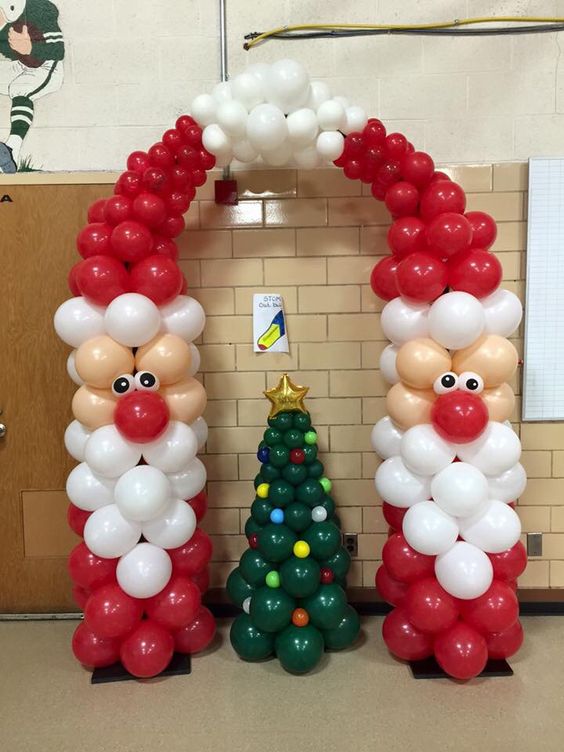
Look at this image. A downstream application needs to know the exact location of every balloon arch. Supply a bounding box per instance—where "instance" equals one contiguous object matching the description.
[54,60,526,681]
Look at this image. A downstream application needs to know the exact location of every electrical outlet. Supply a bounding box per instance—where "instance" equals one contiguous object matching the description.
[343,533,358,557]
[527,532,543,557]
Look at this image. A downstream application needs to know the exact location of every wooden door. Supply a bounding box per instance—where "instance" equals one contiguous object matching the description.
[0,183,113,611]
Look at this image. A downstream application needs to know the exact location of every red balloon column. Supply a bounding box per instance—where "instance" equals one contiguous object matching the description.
[55,116,217,678]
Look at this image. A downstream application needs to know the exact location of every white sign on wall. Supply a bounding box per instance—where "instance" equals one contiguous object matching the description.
[253,293,288,353]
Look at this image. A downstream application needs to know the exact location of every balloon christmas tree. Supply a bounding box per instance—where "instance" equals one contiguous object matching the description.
[227,375,360,674]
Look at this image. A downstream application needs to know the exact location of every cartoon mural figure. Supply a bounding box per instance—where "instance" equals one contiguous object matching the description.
[0,0,64,172]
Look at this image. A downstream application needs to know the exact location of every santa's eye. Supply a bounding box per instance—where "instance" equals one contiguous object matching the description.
[134,371,159,391]
[112,374,135,396]
[433,372,458,395]
[458,371,484,394]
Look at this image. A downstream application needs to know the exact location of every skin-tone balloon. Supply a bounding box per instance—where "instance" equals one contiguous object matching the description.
[160,377,207,424]
[72,386,118,430]
[135,333,191,386]
[75,335,134,389]
[452,335,518,387]
[386,382,436,430]
[482,383,515,423]
[396,338,452,389]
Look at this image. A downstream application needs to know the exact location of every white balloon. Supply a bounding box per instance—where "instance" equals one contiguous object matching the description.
[190,417,208,450]
[191,93,217,126]
[66,351,84,386]
[459,499,521,553]
[457,422,521,476]
[293,145,320,169]
[316,131,344,161]
[160,295,206,342]
[246,62,271,88]
[142,499,197,549]
[428,291,485,349]
[167,457,207,499]
[54,297,105,348]
[114,465,171,522]
[287,108,318,146]
[312,506,328,522]
[267,59,310,113]
[212,81,232,103]
[371,416,403,459]
[216,100,248,139]
[261,141,293,166]
[317,99,346,131]
[333,96,349,109]
[307,80,332,110]
[379,344,400,384]
[400,424,455,476]
[84,504,141,559]
[188,343,201,375]
[105,293,160,348]
[375,456,431,508]
[202,123,232,157]
[402,501,459,556]
[431,462,488,517]
[247,103,288,151]
[232,139,259,163]
[381,297,430,346]
[117,542,172,598]
[214,148,234,168]
[487,462,527,503]
[343,105,368,134]
[232,72,264,110]
[143,421,198,473]
[482,288,523,337]
[435,541,493,599]
[242,596,252,614]
[64,420,91,462]
[66,462,116,511]
[84,425,141,479]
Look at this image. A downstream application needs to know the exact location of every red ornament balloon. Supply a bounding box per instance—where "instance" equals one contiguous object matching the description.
[115,170,142,198]
[387,216,427,258]
[375,564,409,606]
[489,541,527,582]
[384,181,419,217]
[188,491,208,523]
[320,567,334,585]
[129,254,182,305]
[404,577,459,633]
[400,151,435,187]
[75,255,130,306]
[145,575,201,630]
[466,210,497,249]
[132,192,167,228]
[396,252,447,303]
[248,533,259,549]
[434,622,488,680]
[420,180,466,221]
[173,606,216,654]
[460,581,519,634]
[88,199,107,223]
[84,583,143,639]
[152,235,179,261]
[67,503,91,536]
[169,528,213,577]
[485,619,524,660]
[159,214,186,239]
[120,620,174,678]
[426,212,473,258]
[68,542,117,591]
[104,195,132,226]
[431,391,489,444]
[110,220,153,263]
[77,222,112,259]
[370,256,400,301]
[114,391,170,443]
[382,502,407,531]
[191,567,210,594]
[290,448,306,464]
[127,151,150,174]
[448,249,502,298]
[382,607,434,660]
[72,622,121,668]
[382,533,435,583]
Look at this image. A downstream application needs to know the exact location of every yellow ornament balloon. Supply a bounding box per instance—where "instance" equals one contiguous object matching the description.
[396,338,451,390]
[293,541,311,559]
[135,333,191,386]
[71,385,117,429]
[257,483,270,499]
[159,377,207,424]
[75,335,134,389]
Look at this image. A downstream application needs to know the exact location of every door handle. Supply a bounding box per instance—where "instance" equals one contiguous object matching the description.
[0,423,6,438]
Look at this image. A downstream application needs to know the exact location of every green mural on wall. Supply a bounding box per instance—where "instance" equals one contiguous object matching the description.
[0,0,64,173]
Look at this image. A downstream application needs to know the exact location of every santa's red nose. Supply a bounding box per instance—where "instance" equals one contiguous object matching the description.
[114,392,169,443]
[431,391,488,444]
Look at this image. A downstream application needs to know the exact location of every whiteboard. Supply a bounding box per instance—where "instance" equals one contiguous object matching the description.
[523,157,564,421]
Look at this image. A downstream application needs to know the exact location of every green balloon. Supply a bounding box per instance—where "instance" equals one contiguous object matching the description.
[282,462,308,486]
[264,428,283,447]
[283,429,303,449]
[307,459,324,479]
[321,547,351,579]
[321,495,336,519]
[230,614,275,662]
[269,479,295,507]
[268,412,293,431]
[244,517,262,537]
[239,549,271,586]
[251,498,273,525]
[258,440,267,449]
[292,412,311,431]
[250,586,295,632]
[302,444,318,464]
[296,479,323,506]
[303,521,341,559]
[257,524,297,563]
[279,556,321,598]
[322,605,361,651]
[253,474,262,489]
[284,502,312,533]
[226,568,254,607]
[301,583,347,630]
[304,430,318,445]
[275,624,324,674]
[265,570,281,588]
[269,444,290,468]
[261,463,281,483]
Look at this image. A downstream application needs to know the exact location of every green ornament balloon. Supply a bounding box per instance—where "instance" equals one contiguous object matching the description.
[321,495,336,519]
[319,477,332,493]
[264,427,283,446]
[265,570,281,588]
[268,479,295,507]
[296,478,323,507]
[322,605,361,651]
[269,444,290,468]
[230,613,275,662]
[301,583,347,630]
[239,548,271,587]
[303,521,341,559]
[284,502,312,533]
[244,517,262,537]
[261,463,281,483]
[321,547,351,579]
[257,523,297,563]
[307,459,324,479]
[251,498,273,525]
[268,412,293,431]
[292,412,311,431]
[226,568,254,607]
[279,556,321,598]
[275,624,324,674]
[250,586,295,633]
[282,462,308,486]
[304,430,318,445]
[302,444,318,464]
[283,429,304,449]
[253,474,262,490]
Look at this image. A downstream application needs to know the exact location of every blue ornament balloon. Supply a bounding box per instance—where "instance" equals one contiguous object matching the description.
[257,447,270,464]
[270,508,285,525]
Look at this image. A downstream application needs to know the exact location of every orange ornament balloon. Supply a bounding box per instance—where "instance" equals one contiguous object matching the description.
[396,338,452,389]
[452,335,518,388]
[71,385,117,429]
[482,382,515,423]
[160,377,207,424]
[75,335,134,389]
[135,333,191,386]
[292,608,310,627]
[386,383,436,430]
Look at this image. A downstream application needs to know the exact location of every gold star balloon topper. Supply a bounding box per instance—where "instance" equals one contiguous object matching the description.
[264,374,309,418]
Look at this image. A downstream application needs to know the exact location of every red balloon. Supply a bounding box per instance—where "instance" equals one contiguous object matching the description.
[181,124,203,148]
[363,119,386,145]
[72,622,120,668]
[84,583,143,639]
[420,180,466,221]
[142,166,170,194]
[385,182,419,217]
[129,254,182,305]
[177,145,201,170]
[191,567,210,594]
[400,151,435,187]
[68,542,117,590]
[114,391,170,443]
[162,129,183,153]
[77,222,112,259]
[180,275,188,295]
[67,262,82,296]
[176,115,197,138]
[382,502,407,531]
[370,256,400,301]
[75,255,130,306]
[376,160,401,186]
[191,166,207,187]
[460,581,519,634]
[166,190,191,215]
[120,620,174,678]
[385,132,408,160]
[188,491,208,523]
[159,214,186,239]
[152,235,179,261]
[375,564,409,606]
[67,503,91,536]
[448,249,502,298]
[431,171,451,182]
[199,147,216,171]
[382,533,435,583]
[88,199,107,223]
[149,142,175,170]
[104,195,132,226]
[466,210,497,249]
[434,622,488,680]
[110,220,153,263]
[344,159,363,180]
[173,606,216,654]
[169,528,213,577]
[72,585,90,610]
[426,212,473,258]
[115,170,142,198]
[405,578,459,633]
[485,619,523,660]
[343,132,365,159]
[489,541,527,581]
[127,151,150,174]
[382,607,434,661]
[370,180,387,201]
[145,575,201,630]
[431,391,489,444]
[132,192,167,228]
[396,252,447,303]
[170,165,192,190]
[387,216,427,258]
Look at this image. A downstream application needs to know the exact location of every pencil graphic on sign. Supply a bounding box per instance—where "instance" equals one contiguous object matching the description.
[257,309,286,350]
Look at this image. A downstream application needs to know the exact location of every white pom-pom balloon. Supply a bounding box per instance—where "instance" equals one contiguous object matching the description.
[160,295,206,343]
[287,108,318,146]
[191,93,217,126]
[84,424,141,479]
[402,501,459,556]
[428,291,485,349]
[167,457,207,499]
[117,542,172,598]
[457,421,521,476]
[431,462,488,517]
[143,421,199,473]
[316,131,345,161]
[114,465,171,522]
[105,293,160,347]
[459,499,521,553]
[400,424,455,476]
[435,541,493,600]
[66,351,84,386]
[379,344,400,384]
[64,420,91,462]
[66,462,115,511]
[247,103,288,151]
[54,297,105,348]
[84,504,141,559]
[343,105,368,134]
[267,58,310,113]
[482,288,523,337]
[381,298,430,345]
[375,456,431,508]
[371,416,404,459]
[487,462,527,503]
[317,99,346,131]
[142,499,197,549]
[216,100,248,139]
[232,72,264,110]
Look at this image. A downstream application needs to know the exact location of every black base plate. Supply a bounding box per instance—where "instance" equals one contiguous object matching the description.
[410,656,513,680]
[91,652,191,684]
